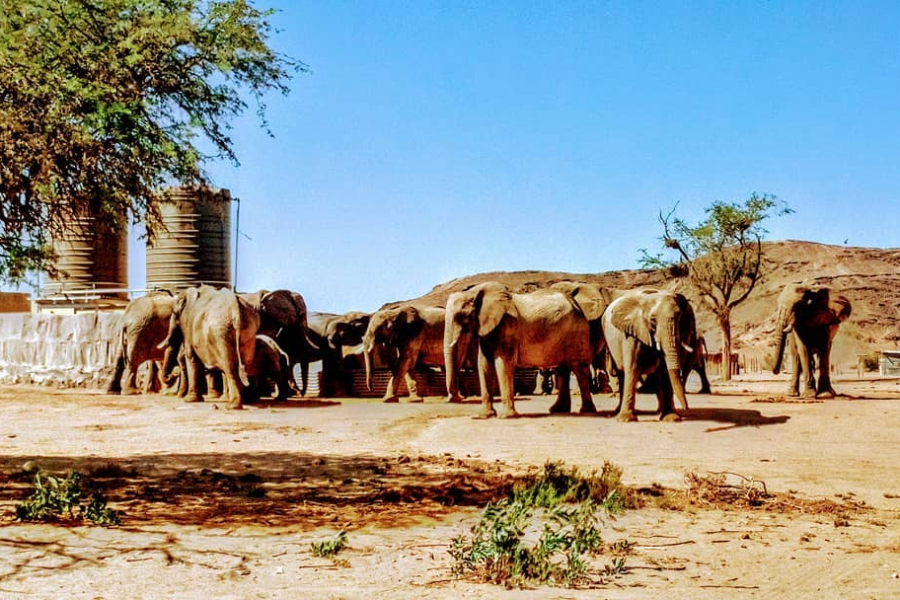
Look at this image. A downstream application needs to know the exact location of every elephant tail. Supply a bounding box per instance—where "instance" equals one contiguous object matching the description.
[236,303,252,389]
[106,325,127,394]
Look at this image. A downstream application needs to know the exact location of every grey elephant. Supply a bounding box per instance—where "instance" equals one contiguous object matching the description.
[681,333,712,394]
[304,311,371,397]
[601,288,696,422]
[547,281,614,413]
[160,285,260,409]
[240,289,313,396]
[772,283,851,398]
[444,282,595,419]
[247,334,292,401]
[107,292,177,395]
[363,304,461,403]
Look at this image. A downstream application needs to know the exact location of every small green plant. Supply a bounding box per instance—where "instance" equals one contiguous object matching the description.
[604,555,628,576]
[310,531,348,558]
[450,461,627,588]
[15,471,120,526]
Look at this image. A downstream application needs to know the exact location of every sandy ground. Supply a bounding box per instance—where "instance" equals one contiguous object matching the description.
[1,375,900,599]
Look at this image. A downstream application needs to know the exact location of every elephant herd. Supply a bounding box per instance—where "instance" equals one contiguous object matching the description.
[107,280,852,419]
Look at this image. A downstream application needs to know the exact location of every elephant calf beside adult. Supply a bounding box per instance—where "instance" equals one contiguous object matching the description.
[602,288,697,422]
[772,282,851,398]
[444,282,596,419]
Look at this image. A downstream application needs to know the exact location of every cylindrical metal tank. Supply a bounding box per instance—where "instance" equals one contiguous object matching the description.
[42,216,128,299]
[146,186,232,291]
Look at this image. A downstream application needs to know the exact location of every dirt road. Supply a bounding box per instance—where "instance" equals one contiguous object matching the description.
[0,376,899,598]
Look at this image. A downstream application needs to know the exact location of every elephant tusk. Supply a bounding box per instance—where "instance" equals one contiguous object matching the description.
[782,325,794,333]
[682,343,694,354]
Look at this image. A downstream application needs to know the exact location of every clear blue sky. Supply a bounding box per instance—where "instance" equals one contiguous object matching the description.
[128,1,899,313]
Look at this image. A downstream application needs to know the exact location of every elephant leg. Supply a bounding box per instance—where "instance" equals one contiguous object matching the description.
[107,353,125,394]
[816,332,838,398]
[573,362,597,414]
[786,337,801,396]
[142,361,161,394]
[549,365,572,413]
[206,372,222,399]
[696,363,712,395]
[495,356,518,419]
[475,351,497,419]
[656,369,681,422]
[403,370,423,403]
[617,344,640,422]
[184,352,203,403]
[382,372,400,403]
[793,335,816,398]
[121,361,141,395]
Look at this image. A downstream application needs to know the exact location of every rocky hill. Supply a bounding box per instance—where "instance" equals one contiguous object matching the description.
[403,240,900,371]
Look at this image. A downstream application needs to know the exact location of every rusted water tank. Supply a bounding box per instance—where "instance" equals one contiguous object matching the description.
[42,216,128,299]
[146,186,232,291]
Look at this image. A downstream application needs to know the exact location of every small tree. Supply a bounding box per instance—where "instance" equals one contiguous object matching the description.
[0,0,305,284]
[640,194,791,381]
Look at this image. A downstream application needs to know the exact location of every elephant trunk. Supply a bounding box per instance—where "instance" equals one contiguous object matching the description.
[660,316,689,411]
[364,337,375,392]
[772,309,792,375]
[444,322,462,400]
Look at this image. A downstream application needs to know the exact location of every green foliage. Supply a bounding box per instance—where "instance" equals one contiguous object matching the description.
[639,194,791,315]
[450,461,627,588]
[0,0,305,283]
[15,471,121,526]
[310,531,348,558]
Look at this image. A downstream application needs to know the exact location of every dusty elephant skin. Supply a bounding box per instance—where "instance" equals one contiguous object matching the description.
[444,282,596,419]
[1,380,900,599]
[363,304,447,403]
[772,283,852,399]
[107,293,177,395]
[161,285,260,409]
[602,288,697,422]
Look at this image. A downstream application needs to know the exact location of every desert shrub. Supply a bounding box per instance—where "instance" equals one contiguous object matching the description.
[450,461,627,588]
[15,471,121,526]
[310,531,348,558]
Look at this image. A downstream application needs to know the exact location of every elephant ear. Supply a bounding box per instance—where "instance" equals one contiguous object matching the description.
[610,295,654,348]
[477,284,517,337]
[570,285,608,322]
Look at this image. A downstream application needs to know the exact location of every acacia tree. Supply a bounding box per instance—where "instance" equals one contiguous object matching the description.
[640,194,791,381]
[0,0,304,283]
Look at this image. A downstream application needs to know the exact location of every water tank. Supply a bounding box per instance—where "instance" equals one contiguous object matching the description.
[42,216,128,299]
[146,186,232,291]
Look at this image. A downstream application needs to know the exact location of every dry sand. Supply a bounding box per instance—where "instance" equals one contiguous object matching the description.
[1,375,899,599]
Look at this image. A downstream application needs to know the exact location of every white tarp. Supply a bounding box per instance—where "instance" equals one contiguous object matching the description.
[0,312,123,388]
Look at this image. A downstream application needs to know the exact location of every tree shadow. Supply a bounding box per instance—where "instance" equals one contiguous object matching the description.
[0,451,519,534]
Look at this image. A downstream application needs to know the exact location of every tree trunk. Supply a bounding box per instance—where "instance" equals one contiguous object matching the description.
[718,312,733,381]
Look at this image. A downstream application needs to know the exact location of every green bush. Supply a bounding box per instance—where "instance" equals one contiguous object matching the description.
[450,461,627,588]
[310,531,348,558]
[15,471,120,526]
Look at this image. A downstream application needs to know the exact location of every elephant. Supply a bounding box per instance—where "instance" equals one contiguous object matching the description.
[547,281,614,413]
[682,333,712,394]
[304,311,371,397]
[159,285,260,409]
[601,288,696,422]
[363,304,459,403]
[107,292,177,395]
[443,282,596,419]
[240,289,313,396]
[247,334,292,401]
[772,283,852,398]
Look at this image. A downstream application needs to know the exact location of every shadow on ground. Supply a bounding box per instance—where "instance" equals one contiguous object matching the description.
[0,451,518,531]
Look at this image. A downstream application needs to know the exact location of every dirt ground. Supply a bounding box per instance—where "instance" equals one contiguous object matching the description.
[1,375,900,599]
